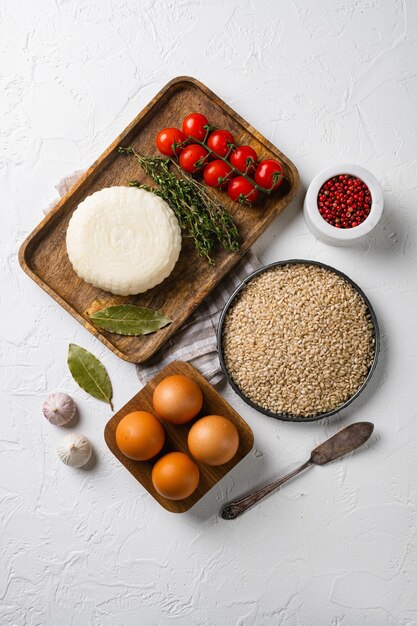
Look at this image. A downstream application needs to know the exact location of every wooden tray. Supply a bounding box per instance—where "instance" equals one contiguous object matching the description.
[104,361,254,513]
[19,76,299,363]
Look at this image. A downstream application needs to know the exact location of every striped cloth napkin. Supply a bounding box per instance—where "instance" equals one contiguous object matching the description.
[49,173,261,386]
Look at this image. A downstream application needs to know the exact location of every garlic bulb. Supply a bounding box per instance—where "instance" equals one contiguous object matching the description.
[57,433,92,468]
[43,392,76,425]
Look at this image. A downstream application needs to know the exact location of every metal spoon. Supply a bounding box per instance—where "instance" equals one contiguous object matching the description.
[221,421,374,520]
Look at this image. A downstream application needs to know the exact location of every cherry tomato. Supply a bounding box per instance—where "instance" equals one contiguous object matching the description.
[182,113,209,141]
[156,127,186,157]
[206,130,234,158]
[203,160,234,188]
[179,144,209,173]
[254,159,284,191]
[227,176,259,204]
[230,145,258,175]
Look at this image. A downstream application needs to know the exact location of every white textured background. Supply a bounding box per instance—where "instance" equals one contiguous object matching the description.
[1,1,417,624]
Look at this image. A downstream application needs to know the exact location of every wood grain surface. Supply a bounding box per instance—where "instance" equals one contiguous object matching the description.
[104,361,254,513]
[19,76,299,362]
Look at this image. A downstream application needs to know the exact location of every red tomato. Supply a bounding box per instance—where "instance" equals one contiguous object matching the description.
[203,160,234,188]
[182,113,209,141]
[230,145,258,174]
[254,159,284,191]
[179,144,209,173]
[156,127,186,157]
[206,130,234,157]
[227,176,259,204]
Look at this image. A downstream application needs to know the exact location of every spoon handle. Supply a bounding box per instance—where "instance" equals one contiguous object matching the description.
[221,459,313,520]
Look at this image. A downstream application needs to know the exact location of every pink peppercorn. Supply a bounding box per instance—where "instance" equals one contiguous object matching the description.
[317,174,372,228]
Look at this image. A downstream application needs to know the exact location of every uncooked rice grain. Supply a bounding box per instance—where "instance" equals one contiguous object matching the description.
[222,263,375,418]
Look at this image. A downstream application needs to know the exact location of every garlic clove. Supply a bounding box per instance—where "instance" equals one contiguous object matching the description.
[43,392,77,426]
[57,433,92,468]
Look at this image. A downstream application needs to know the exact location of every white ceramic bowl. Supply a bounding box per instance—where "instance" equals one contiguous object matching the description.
[303,163,384,246]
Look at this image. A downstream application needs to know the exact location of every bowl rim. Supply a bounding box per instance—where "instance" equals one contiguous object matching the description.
[216,259,380,423]
[304,163,384,241]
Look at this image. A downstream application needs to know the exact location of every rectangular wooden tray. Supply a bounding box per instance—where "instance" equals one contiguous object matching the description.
[104,361,254,513]
[19,76,299,362]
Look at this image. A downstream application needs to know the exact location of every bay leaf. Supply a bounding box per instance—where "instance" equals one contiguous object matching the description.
[68,344,113,410]
[88,305,172,336]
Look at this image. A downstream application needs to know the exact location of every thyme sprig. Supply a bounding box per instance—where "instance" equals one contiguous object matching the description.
[119,147,239,264]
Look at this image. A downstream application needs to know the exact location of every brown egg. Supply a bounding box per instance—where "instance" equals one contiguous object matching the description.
[188,415,239,466]
[152,451,200,500]
[115,411,165,461]
[152,375,203,424]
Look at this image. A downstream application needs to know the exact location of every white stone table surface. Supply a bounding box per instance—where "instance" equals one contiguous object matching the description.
[1,1,417,624]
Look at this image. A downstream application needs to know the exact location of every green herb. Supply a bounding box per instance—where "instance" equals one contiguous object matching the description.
[119,147,240,264]
[89,304,171,336]
[67,344,113,410]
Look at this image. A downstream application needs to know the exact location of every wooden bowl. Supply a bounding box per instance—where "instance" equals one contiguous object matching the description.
[104,361,254,513]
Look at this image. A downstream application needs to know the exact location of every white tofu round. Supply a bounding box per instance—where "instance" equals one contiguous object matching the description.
[66,186,182,296]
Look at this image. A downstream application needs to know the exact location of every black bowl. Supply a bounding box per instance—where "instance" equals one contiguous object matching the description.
[217,259,380,422]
